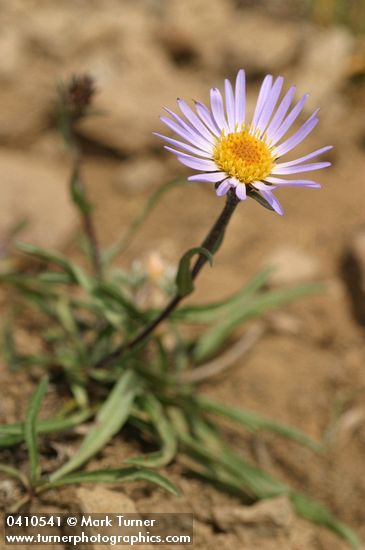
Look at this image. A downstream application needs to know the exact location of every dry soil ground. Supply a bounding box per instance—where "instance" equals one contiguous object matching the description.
[1,1,365,549]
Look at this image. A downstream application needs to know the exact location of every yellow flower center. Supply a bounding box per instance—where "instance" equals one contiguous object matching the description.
[213,126,274,184]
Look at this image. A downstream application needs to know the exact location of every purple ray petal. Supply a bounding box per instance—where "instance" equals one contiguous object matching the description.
[272,161,331,175]
[165,147,218,171]
[252,181,277,191]
[259,189,284,215]
[274,113,319,157]
[235,69,246,128]
[256,76,284,135]
[216,179,232,196]
[266,176,321,188]
[188,172,228,183]
[160,115,198,145]
[272,145,333,168]
[160,115,211,153]
[270,94,310,145]
[164,108,213,151]
[225,79,236,132]
[251,75,273,130]
[154,133,213,158]
[177,99,216,143]
[210,88,229,133]
[194,101,221,137]
[265,86,296,141]
[235,183,247,200]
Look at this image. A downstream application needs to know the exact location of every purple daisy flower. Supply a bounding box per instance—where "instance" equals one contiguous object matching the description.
[155,70,332,215]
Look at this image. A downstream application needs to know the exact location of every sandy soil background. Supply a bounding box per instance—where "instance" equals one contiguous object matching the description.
[1,1,365,548]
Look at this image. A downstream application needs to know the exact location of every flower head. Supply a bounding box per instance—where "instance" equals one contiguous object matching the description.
[156,70,332,215]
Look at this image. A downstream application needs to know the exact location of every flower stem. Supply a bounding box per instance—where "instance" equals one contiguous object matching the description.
[57,76,102,279]
[71,150,103,279]
[97,189,240,368]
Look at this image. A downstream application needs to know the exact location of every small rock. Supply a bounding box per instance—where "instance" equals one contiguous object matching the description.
[265,246,321,286]
[76,487,152,550]
[0,149,77,249]
[0,479,20,506]
[114,156,171,194]
[76,486,139,515]
[267,312,303,335]
[334,407,365,445]
[212,496,294,531]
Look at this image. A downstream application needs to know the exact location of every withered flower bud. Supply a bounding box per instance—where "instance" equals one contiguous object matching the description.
[64,74,96,120]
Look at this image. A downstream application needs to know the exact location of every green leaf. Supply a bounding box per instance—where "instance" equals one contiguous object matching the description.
[0,409,93,448]
[103,178,185,265]
[0,434,24,448]
[172,268,273,323]
[55,297,80,336]
[125,394,177,468]
[186,465,245,498]
[181,428,288,499]
[44,467,180,495]
[2,323,21,371]
[291,493,361,549]
[49,370,139,482]
[176,247,213,298]
[0,409,92,437]
[16,242,93,293]
[24,377,48,485]
[70,170,92,215]
[93,281,146,322]
[56,81,73,147]
[196,397,322,452]
[6,217,29,240]
[0,464,28,487]
[169,408,288,500]
[194,283,322,361]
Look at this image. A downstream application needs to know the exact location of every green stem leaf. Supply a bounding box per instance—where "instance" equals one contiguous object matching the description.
[24,377,48,485]
[43,467,180,496]
[176,247,213,298]
[125,394,177,468]
[0,464,29,488]
[197,397,322,452]
[49,370,139,482]
[291,493,361,549]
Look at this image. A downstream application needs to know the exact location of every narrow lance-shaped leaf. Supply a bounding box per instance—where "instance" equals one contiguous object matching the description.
[0,409,93,449]
[16,242,93,293]
[93,281,147,322]
[171,268,273,323]
[170,410,289,500]
[24,377,48,485]
[0,409,92,437]
[70,169,92,215]
[0,464,29,488]
[45,467,180,496]
[2,322,21,372]
[176,247,213,298]
[125,394,177,468]
[290,493,361,549]
[197,397,322,452]
[49,370,139,482]
[194,283,322,361]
